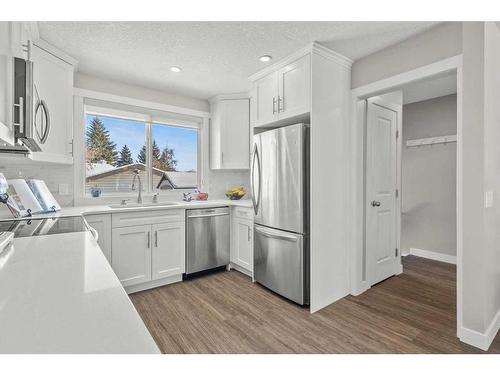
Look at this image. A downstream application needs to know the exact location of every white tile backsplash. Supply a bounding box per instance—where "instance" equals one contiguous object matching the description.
[0,156,74,208]
[207,169,250,199]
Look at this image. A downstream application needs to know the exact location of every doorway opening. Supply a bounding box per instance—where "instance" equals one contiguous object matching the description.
[350,56,463,339]
[360,70,459,334]
[364,72,458,287]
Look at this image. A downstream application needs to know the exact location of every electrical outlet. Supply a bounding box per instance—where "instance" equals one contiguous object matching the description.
[485,191,494,208]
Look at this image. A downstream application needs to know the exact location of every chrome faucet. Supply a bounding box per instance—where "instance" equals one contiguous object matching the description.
[131,169,142,204]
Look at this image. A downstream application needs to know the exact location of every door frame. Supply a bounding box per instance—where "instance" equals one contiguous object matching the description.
[364,96,403,286]
[349,55,463,336]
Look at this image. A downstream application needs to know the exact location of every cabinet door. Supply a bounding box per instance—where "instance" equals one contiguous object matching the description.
[112,225,152,287]
[253,72,278,127]
[278,54,311,120]
[29,44,74,164]
[220,98,250,169]
[232,218,253,273]
[151,221,185,280]
[85,214,112,263]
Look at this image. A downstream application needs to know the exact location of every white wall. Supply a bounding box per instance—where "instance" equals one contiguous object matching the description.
[74,72,209,113]
[401,95,457,256]
[460,22,500,349]
[352,22,462,89]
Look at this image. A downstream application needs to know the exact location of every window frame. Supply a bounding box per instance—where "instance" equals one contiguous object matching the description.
[73,91,209,205]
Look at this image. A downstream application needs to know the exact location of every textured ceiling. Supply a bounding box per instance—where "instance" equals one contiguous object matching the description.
[38,21,440,100]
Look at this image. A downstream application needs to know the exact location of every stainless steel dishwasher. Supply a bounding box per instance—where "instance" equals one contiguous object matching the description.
[186,206,230,275]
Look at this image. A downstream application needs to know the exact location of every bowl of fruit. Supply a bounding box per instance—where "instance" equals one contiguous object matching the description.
[225,187,246,200]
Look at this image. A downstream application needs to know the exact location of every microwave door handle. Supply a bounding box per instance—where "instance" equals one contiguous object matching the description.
[39,99,50,144]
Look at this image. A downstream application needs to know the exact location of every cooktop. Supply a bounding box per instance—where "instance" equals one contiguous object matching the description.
[0,216,88,238]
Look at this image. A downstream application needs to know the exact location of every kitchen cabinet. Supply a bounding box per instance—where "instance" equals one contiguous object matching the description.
[152,221,185,279]
[230,207,253,275]
[251,54,310,127]
[84,214,112,263]
[209,94,250,169]
[111,209,186,290]
[0,22,35,144]
[28,42,74,164]
[112,225,152,287]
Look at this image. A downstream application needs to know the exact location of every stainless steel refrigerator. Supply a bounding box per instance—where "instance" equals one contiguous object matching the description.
[251,123,309,305]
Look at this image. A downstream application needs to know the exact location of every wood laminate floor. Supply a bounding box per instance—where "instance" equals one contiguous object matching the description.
[130,255,500,353]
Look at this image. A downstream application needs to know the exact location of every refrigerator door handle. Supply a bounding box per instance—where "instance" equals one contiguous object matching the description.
[254,225,299,242]
[251,143,261,215]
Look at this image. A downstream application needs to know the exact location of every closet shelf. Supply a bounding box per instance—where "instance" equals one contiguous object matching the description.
[406,134,457,147]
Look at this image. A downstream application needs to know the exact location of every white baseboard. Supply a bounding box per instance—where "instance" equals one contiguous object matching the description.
[404,247,457,264]
[458,309,500,351]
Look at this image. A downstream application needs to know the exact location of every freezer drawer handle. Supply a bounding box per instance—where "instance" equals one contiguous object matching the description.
[254,226,298,242]
[188,212,229,219]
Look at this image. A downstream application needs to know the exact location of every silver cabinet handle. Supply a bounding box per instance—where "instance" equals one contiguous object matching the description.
[147,232,150,248]
[371,201,381,207]
[278,96,283,112]
[272,97,277,114]
[155,230,158,247]
[247,226,251,241]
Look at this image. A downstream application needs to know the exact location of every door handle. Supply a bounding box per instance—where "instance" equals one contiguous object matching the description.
[155,230,158,247]
[371,201,381,207]
[272,97,277,114]
[254,226,298,242]
[278,96,283,112]
[147,231,151,248]
[247,226,251,241]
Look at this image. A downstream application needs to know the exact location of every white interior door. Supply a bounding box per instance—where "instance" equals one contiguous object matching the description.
[366,99,399,286]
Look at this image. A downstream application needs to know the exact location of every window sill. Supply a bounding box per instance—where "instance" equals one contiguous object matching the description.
[74,189,197,207]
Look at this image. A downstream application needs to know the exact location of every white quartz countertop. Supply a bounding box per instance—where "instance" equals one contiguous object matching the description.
[0,199,253,220]
[0,231,160,353]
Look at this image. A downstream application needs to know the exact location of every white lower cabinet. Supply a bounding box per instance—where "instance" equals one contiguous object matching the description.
[152,222,185,280]
[112,225,152,287]
[109,209,186,291]
[231,207,254,275]
[84,214,112,263]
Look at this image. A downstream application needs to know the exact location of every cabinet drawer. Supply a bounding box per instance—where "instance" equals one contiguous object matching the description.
[112,209,184,228]
[233,207,253,220]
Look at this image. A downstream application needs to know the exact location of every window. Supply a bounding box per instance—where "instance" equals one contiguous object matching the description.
[85,109,199,197]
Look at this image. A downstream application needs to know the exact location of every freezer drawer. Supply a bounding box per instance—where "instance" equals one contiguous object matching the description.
[186,207,230,274]
[254,224,309,305]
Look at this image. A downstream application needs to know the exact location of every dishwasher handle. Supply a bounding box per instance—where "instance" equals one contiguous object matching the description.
[188,212,229,219]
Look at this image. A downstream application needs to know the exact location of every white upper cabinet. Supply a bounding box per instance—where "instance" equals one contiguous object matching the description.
[210,94,250,169]
[253,72,279,126]
[0,22,36,144]
[250,54,311,127]
[28,42,75,164]
[278,54,311,119]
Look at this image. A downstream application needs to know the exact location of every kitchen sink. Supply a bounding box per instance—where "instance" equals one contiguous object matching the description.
[108,202,181,209]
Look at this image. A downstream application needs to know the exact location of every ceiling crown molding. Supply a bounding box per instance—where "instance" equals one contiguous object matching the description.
[248,42,352,82]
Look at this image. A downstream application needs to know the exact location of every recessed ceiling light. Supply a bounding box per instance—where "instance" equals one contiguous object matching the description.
[259,55,272,62]
[170,66,182,73]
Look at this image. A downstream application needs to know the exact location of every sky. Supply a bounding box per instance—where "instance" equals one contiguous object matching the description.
[86,115,198,171]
